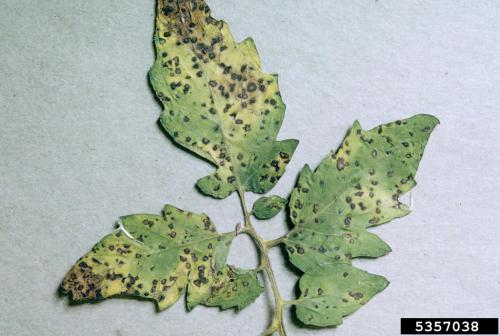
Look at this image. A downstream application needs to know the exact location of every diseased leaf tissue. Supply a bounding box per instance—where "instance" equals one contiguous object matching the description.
[60,0,438,335]
[62,206,262,311]
[149,0,298,199]
[287,115,437,326]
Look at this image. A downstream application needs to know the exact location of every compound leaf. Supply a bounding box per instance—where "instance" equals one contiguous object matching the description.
[286,114,438,326]
[61,205,262,311]
[149,0,298,199]
[252,195,287,220]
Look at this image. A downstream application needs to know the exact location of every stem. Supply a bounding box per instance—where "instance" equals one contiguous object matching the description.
[237,190,287,336]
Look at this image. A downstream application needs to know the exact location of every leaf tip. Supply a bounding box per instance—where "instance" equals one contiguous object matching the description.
[416,113,440,126]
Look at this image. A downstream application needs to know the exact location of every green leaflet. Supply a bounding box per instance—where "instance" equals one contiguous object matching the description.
[295,264,389,327]
[252,195,287,220]
[149,0,298,199]
[201,265,264,310]
[286,114,438,326]
[60,205,262,311]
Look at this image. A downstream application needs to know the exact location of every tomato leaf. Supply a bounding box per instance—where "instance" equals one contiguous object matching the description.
[252,195,287,220]
[61,205,262,311]
[149,0,298,199]
[286,114,438,326]
[296,264,389,327]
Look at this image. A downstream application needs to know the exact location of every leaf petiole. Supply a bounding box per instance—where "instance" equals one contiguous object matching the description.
[265,236,286,248]
[238,190,288,336]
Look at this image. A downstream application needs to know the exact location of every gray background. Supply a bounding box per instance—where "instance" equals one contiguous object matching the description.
[1,0,499,335]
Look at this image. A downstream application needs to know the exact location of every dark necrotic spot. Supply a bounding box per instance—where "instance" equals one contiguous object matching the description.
[163,6,174,16]
[247,82,257,92]
[336,157,345,170]
[279,152,289,159]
